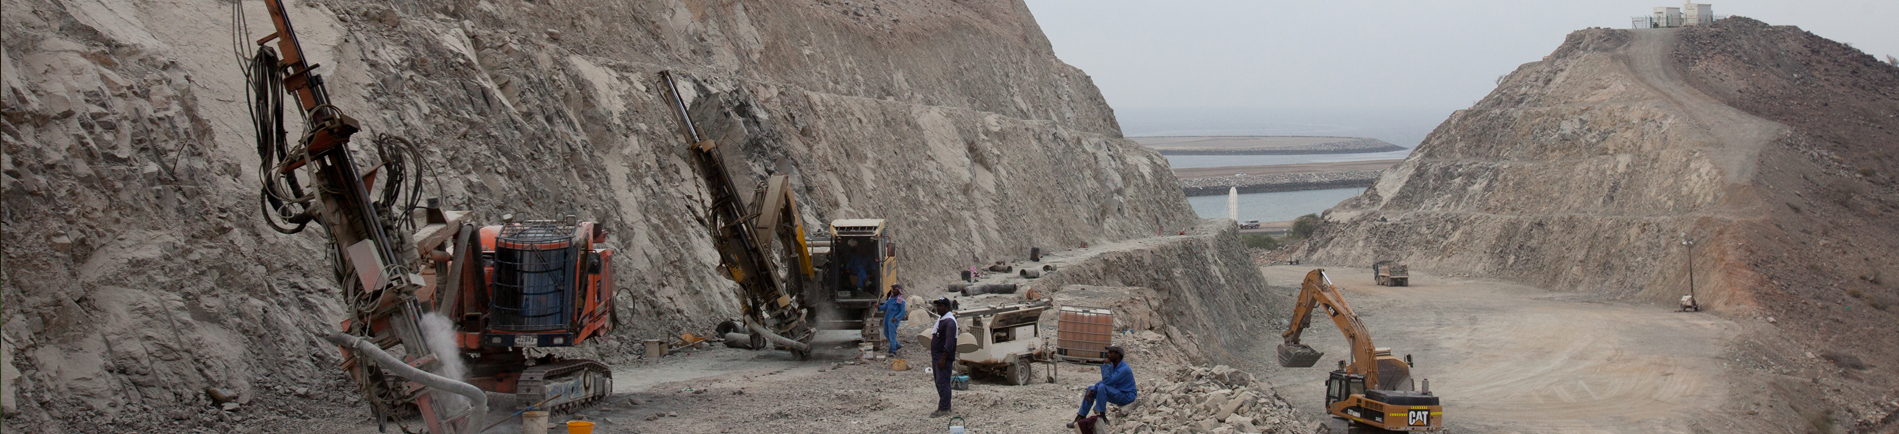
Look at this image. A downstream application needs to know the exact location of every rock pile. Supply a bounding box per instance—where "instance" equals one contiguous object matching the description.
[1110,365,1317,434]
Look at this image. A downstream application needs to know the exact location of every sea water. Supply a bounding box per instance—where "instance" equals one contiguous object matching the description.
[1123,107,1436,222]
[1117,106,1451,148]
[1160,149,1414,169]
[1186,187,1365,224]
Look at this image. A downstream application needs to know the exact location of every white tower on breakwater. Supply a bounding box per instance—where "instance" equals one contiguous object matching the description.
[1227,187,1239,221]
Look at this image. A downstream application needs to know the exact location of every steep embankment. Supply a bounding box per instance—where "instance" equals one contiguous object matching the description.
[1672,18,1899,430]
[1306,25,1779,307]
[1305,17,1899,429]
[0,0,1208,431]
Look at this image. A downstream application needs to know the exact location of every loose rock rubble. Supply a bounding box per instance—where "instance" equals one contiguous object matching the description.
[1111,365,1318,434]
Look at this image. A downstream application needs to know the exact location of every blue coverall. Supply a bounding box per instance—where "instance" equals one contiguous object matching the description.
[846,255,872,292]
[878,296,905,352]
[1080,360,1138,416]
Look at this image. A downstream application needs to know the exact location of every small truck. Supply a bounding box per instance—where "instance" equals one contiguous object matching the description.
[1374,261,1410,287]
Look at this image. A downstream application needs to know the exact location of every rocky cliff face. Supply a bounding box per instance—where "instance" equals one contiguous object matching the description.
[0,0,1201,430]
[1304,18,1899,428]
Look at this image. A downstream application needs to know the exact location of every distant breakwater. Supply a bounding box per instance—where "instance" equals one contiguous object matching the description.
[1180,170,1380,196]
[1151,138,1405,155]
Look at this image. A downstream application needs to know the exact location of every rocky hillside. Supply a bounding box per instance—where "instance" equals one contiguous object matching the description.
[0,0,1206,431]
[1304,17,1899,430]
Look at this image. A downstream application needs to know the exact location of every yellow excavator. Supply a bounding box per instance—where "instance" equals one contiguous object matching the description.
[1279,269,1443,431]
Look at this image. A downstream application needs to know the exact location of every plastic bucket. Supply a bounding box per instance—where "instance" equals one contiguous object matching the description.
[566,421,595,434]
[522,411,549,434]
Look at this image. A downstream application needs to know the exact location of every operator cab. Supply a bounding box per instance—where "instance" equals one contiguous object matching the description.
[813,219,897,330]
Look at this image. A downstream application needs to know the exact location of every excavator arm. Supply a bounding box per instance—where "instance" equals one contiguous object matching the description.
[1279,269,1382,389]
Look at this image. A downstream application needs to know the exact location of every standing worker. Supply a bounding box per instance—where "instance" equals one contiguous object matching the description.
[929,297,958,418]
[1068,346,1137,430]
[878,285,907,355]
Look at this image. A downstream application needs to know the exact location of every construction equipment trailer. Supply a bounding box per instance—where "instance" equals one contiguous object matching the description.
[239,1,613,431]
[949,301,1052,386]
[1279,269,1442,431]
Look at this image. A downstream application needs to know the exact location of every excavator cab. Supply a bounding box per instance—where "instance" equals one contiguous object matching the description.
[1325,371,1367,408]
[812,219,896,331]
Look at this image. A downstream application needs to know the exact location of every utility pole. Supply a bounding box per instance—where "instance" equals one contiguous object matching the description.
[1681,232,1698,312]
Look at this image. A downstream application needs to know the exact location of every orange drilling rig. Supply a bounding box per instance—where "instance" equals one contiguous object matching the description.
[238,1,614,431]
[1279,269,1443,431]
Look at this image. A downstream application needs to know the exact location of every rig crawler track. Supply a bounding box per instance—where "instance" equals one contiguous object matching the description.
[516,360,613,413]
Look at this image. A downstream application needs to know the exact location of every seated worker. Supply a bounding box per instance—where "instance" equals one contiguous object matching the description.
[877,285,906,354]
[845,243,873,294]
[1069,346,1136,429]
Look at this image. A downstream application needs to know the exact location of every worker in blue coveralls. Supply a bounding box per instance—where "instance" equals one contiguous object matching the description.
[846,252,873,294]
[1069,345,1136,428]
[877,284,906,354]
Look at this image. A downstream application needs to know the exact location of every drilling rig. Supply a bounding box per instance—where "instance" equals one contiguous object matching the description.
[660,71,819,358]
[238,1,614,431]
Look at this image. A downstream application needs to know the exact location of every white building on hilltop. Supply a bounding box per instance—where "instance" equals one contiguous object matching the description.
[1634,1,1719,28]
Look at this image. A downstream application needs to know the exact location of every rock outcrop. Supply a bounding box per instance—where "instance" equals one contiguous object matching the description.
[0,0,1208,431]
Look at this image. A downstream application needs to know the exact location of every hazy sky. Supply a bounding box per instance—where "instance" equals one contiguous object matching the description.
[1026,1,1898,112]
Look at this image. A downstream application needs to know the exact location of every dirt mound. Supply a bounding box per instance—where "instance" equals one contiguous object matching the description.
[1303,17,1899,431]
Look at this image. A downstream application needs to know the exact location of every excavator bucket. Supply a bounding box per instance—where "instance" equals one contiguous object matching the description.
[1278,343,1324,368]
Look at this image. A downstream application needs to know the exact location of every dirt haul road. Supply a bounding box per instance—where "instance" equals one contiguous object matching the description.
[1256,266,1743,433]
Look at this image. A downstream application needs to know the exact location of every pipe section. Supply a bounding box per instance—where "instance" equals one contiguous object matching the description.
[324,333,486,434]
[745,320,811,353]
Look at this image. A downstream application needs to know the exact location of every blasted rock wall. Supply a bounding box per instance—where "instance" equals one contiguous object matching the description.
[1029,219,1282,370]
[0,0,1197,430]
